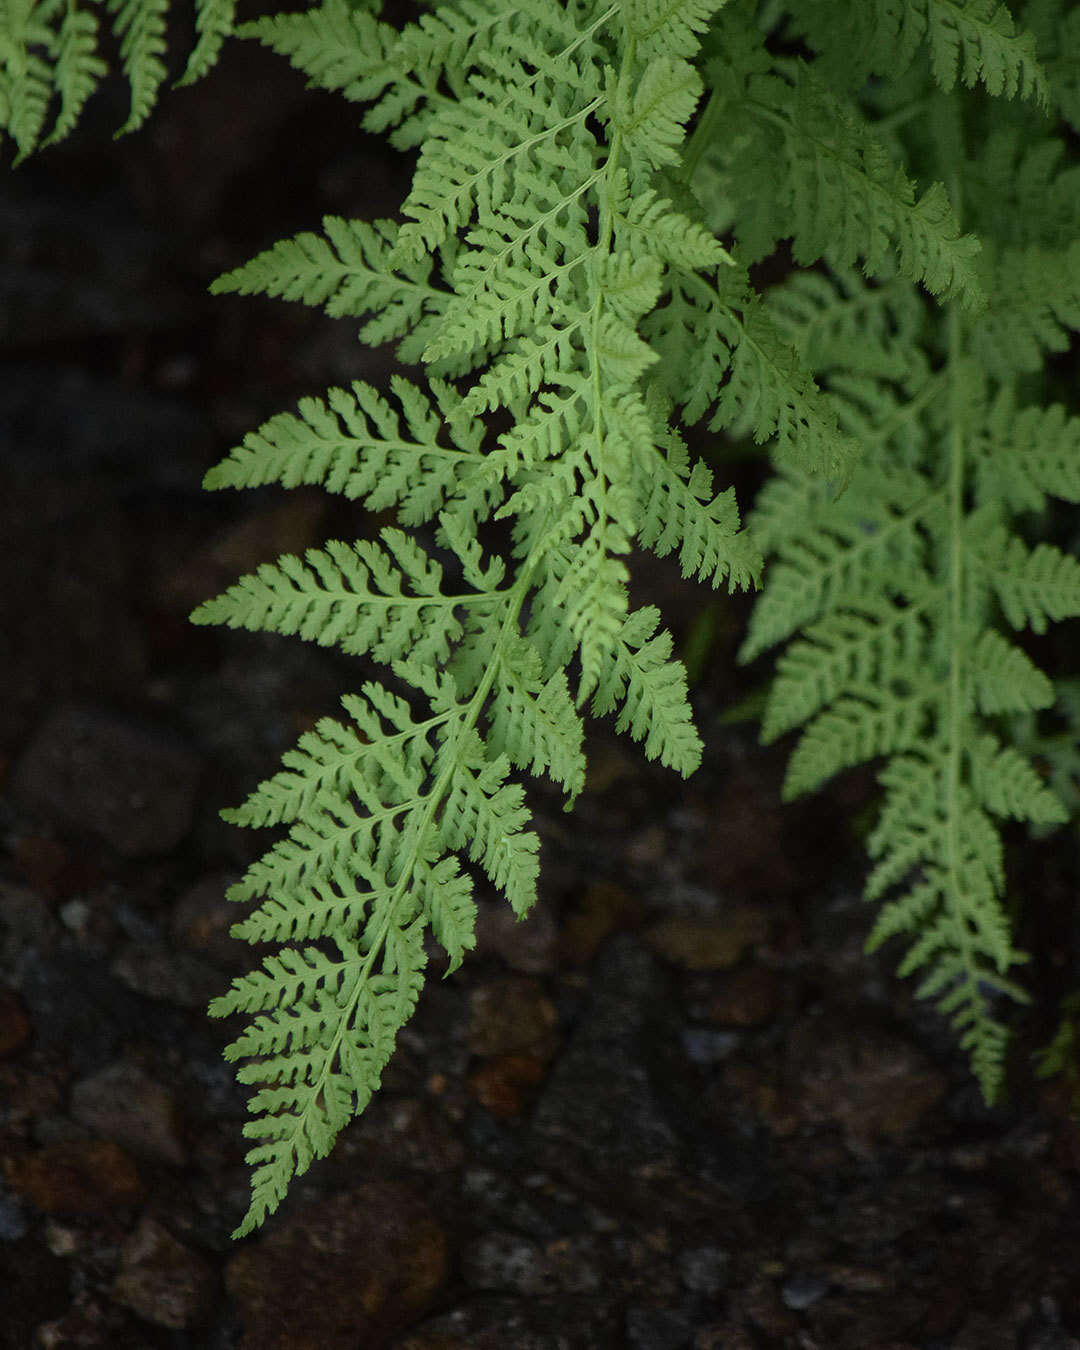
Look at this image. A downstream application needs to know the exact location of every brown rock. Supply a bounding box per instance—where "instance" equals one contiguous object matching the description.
[645,908,770,972]
[226,1182,447,1350]
[467,1053,547,1120]
[783,1018,947,1150]
[704,966,780,1027]
[70,1061,186,1166]
[466,977,558,1057]
[111,1215,215,1330]
[0,986,31,1057]
[559,881,644,965]
[6,1139,142,1213]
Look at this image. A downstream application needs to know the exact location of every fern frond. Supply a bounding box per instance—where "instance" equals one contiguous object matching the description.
[969,629,1055,715]
[178,0,237,86]
[234,0,405,123]
[969,526,1080,635]
[105,0,168,134]
[634,413,761,590]
[42,2,106,148]
[710,300,858,478]
[790,0,1048,105]
[924,0,1048,103]
[1,0,56,160]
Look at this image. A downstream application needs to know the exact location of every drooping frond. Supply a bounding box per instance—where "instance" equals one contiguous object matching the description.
[789,0,1049,106]
[0,0,239,155]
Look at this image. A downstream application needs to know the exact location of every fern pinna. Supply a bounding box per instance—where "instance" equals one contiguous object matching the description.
[6,0,1079,1236]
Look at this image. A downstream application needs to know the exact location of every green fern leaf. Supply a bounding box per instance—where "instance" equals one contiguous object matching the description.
[925,0,1048,103]
[178,0,237,86]
[43,2,107,147]
[106,0,168,135]
[201,376,498,527]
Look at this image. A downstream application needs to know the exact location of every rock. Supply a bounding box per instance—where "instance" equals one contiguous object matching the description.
[169,871,248,971]
[0,986,31,1057]
[678,1245,730,1298]
[531,938,682,1169]
[0,881,57,966]
[70,1060,186,1166]
[781,1272,829,1310]
[467,1053,548,1120]
[460,1230,553,1295]
[558,881,644,966]
[396,1295,614,1350]
[5,1139,143,1214]
[466,977,558,1057]
[782,1017,948,1150]
[226,1182,447,1350]
[11,704,202,857]
[111,1215,215,1330]
[473,897,556,974]
[625,1304,694,1350]
[644,908,770,972]
[110,940,223,1009]
[702,966,780,1028]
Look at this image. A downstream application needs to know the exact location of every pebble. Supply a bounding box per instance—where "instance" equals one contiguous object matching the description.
[110,940,223,1009]
[781,1271,829,1310]
[467,1052,548,1119]
[0,985,31,1057]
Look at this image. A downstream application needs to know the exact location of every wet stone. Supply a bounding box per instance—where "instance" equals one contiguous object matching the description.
[169,871,248,972]
[110,940,223,1009]
[0,985,31,1057]
[530,937,682,1170]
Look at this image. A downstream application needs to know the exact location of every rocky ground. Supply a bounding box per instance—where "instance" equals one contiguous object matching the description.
[2,27,1080,1350]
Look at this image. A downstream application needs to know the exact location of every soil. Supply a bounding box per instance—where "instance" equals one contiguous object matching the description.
[1,26,1079,1350]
